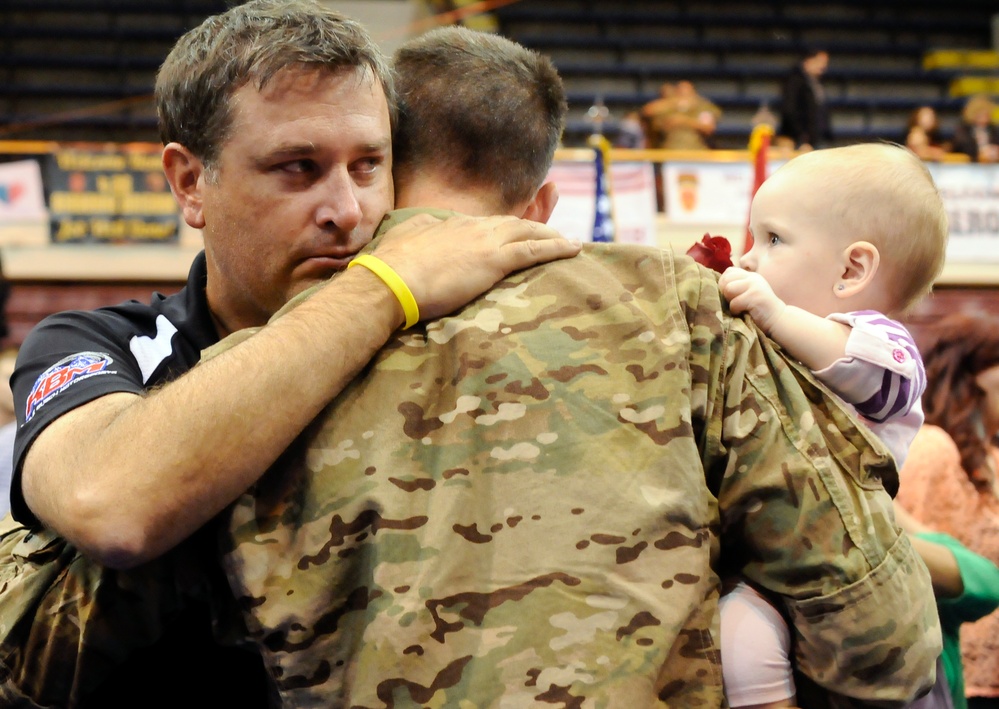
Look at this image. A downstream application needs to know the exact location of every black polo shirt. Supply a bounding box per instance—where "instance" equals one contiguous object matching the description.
[10,251,217,525]
[8,251,269,707]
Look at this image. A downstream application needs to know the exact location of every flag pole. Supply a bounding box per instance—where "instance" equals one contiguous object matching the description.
[745,123,774,255]
[588,133,615,243]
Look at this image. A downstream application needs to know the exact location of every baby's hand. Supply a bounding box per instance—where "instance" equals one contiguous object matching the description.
[718,267,786,334]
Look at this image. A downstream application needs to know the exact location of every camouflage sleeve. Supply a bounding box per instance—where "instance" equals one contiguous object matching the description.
[682,257,943,706]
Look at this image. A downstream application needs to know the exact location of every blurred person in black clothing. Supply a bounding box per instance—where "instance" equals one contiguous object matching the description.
[778,48,831,150]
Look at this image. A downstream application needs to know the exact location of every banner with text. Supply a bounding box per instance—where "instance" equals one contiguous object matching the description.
[926,162,999,264]
[44,147,180,244]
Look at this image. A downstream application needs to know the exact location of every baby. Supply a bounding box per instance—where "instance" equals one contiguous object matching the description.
[721,142,948,469]
[717,142,949,707]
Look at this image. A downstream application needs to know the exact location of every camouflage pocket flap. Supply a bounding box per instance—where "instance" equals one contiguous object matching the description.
[784,533,941,704]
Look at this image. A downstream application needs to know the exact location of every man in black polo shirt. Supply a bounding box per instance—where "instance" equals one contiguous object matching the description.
[0,1,578,705]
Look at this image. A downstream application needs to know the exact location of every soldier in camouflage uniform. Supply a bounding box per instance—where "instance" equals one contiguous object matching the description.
[210,27,943,708]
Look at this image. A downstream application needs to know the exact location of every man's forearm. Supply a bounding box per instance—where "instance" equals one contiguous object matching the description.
[22,266,402,568]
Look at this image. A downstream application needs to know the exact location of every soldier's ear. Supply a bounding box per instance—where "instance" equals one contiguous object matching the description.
[520,182,559,224]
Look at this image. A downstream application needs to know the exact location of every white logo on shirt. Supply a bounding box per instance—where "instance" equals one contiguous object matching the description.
[129,315,179,384]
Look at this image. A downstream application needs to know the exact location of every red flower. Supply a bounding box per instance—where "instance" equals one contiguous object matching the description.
[686,233,733,273]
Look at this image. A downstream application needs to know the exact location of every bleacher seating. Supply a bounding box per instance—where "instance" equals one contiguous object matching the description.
[493,0,997,148]
[0,0,995,147]
[0,0,228,142]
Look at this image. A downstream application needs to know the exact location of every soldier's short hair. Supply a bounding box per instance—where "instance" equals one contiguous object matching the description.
[392,26,567,211]
[155,0,395,172]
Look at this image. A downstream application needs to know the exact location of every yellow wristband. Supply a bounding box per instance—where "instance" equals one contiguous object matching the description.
[347,254,420,329]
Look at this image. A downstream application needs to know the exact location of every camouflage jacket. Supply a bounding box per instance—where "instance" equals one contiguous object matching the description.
[210,210,941,708]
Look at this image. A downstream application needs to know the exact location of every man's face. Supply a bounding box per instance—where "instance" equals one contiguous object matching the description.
[200,66,393,333]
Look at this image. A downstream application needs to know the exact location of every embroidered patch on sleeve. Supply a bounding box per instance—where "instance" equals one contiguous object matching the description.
[25,352,117,422]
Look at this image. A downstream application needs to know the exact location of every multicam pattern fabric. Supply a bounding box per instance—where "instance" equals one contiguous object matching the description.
[212,213,942,708]
[0,513,242,707]
[0,251,263,707]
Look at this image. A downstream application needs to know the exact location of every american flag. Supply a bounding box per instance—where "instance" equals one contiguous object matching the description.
[589,134,615,243]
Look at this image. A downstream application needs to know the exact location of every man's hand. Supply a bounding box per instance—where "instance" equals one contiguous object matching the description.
[371,214,580,322]
[718,267,786,335]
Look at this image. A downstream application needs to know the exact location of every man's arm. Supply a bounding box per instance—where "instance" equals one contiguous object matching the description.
[922,532,999,625]
[20,214,579,569]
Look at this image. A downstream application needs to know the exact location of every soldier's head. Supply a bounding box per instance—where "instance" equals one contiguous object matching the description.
[391,26,566,220]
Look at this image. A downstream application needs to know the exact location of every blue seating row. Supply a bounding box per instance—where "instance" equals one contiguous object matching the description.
[495,6,992,38]
[0,53,163,72]
[514,35,931,60]
[566,91,965,114]
[554,61,962,85]
[2,0,226,14]
[493,0,994,149]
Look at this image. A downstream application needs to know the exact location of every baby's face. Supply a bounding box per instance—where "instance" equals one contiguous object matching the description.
[740,166,847,317]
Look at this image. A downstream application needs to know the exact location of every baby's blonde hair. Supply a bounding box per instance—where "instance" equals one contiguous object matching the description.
[779,143,948,314]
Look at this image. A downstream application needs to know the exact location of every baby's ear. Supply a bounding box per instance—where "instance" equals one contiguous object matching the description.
[835,241,880,299]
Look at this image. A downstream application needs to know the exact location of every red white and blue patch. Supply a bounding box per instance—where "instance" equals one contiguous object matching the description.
[25,352,116,422]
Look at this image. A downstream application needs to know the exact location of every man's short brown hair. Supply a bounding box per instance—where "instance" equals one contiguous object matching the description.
[156,0,395,171]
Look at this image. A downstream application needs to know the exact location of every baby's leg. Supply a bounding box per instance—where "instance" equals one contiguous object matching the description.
[719,579,797,708]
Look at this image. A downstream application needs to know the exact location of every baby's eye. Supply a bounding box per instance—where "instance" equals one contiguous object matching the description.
[768,233,781,246]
